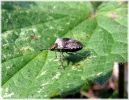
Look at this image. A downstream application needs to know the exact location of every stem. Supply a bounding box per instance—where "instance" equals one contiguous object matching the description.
[118,63,125,98]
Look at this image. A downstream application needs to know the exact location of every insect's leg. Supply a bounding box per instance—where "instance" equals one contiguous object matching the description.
[66,52,72,55]
[62,52,64,58]
[66,52,75,55]
[61,52,64,68]
[55,51,57,58]
[59,51,64,69]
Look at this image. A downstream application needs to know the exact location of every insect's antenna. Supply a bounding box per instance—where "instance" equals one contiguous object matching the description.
[40,48,51,51]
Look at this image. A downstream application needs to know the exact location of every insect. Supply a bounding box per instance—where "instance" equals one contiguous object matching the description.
[50,37,83,68]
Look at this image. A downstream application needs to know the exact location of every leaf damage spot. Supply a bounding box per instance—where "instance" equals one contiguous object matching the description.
[66,22,70,25]
[108,12,118,19]
[20,30,26,36]
[40,71,47,76]
[37,88,43,93]
[96,72,103,76]
[20,46,34,54]
[2,43,9,48]
[49,26,54,30]
[4,87,9,92]
[58,27,64,31]
[81,76,85,80]
[88,55,97,59]
[3,87,14,98]
[48,58,55,62]
[3,92,14,98]
[2,31,12,39]
[6,65,13,69]
[53,6,56,9]
[44,94,48,98]
[36,71,47,79]
[41,81,50,87]
[30,34,41,40]
[72,66,79,71]
[32,28,37,33]
[53,59,59,62]
[52,72,61,80]
[2,54,7,60]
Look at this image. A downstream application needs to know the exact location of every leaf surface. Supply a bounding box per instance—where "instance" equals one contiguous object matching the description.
[2,2,127,98]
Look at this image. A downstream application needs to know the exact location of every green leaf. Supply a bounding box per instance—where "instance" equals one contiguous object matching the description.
[2,1,127,98]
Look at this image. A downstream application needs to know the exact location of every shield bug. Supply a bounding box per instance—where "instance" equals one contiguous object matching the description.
[50,37,83,68]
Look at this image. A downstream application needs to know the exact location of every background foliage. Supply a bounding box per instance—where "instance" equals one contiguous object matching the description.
[2,1,127,98]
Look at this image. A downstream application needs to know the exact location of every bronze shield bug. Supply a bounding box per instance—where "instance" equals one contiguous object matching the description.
[50,37,83,68]
[50,37,83,52]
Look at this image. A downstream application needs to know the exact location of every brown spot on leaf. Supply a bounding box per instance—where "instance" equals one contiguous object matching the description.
[108,12,118,19]
[30,34,40,40]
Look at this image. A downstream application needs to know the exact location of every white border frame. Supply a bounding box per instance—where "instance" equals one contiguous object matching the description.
[0,0,128,100]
